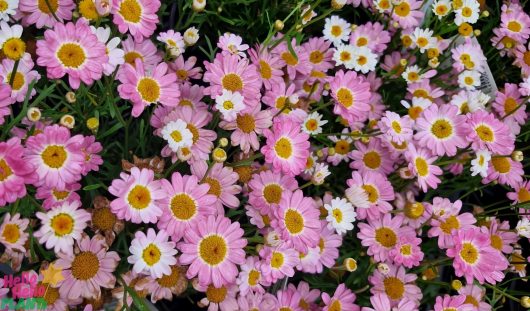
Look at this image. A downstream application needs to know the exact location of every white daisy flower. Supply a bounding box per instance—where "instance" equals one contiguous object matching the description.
[352,46,377,73]
[324,197,357,235]
[333,44,356,69]
[470,149,491,178]
[516,218,530,238]
[183,27,200,46]
[90,26,125,76]
[215,90,245,122]
[128,228,178,278]
[432,0,452,19]
[312,162,331,185]
[454,0,480,25]
[161,119,194,152]
[302,111,328,135]
[0,0,18,21]
[323,15,351,46]
[412,27,436,53]
[458,70,481,90]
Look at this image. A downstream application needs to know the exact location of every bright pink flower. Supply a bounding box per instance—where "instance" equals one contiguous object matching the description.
[35,182,81,210]
[111,0,160,42]
[357,214,414,262]
[0,213,29,253]
[80,136,103,175]
[322,283,359,311]
[195,283,239,311]
[433,295,475,311]
[236,256,269,295]
[389,234,424,268]
[346,171,395,220]
[108,167,165,224]
[169,55,203,84]
[117,59,180,117]
[0,137,36,206]
[36,19,107,89]
[507,180,530,204]
[56,234,119,300]
[378,111,413,145]
[203,53,262,105]
[330,70,371,125]
[500,10,530,43]
[391,0,423,29]
[248,170,298,216]
[465,110,515,156]
[406,144,443,192]
[248,45,283,91]
[302,37,334,72]
[349,22,391,54]
[415,104,467,156]
[0,83,14,125]
[428,199,476,249]
[457,284,492,311]
[350,138,394,176]
[315,222,343,272]
[288,281,321,310]
[157,172,217,242]
[18,0,74,28]
[275,287,302,311]
[178,215,247,287]
[369,263,422,306]
[25,125,85,190]
[259,245,299,283]
[271,189,320,253]
[120,36,162,72]
[483,155,523,188]
[447,227,509,284]
[0,55,40,102]
[275,39,312,79]
[492,83,527,135]
[486,218,518,254]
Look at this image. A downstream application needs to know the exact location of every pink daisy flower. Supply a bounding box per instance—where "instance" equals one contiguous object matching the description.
[446,227,509,284]
[378,111,413,144]
[434,295,475,311]
[36,19,107,89]
[248,45,284,90]
[35,182,81,210]
[203,53,262,105]
[0,54,40,102]
[111,0,160,42]
[217,33,249,58]
[275,287,302,311]
[492,83,527,134]
[219,103,272,153]
[108,167,165,224]
[170,55,203,84]
[79,136,103,175]
[428,199,476,249]
[349,22,391,54]
[56,234,119,300]
[357,214,414,262]
[369,263,422,306]
[458,284,492,311]
[275,39,312,79]
[513,42,530,77]
[195,283,239,311]
[0,83,14,125]
[0,137,36,206]
[414,104,468,156]
[247,170,298,216]
[315,222,342,272]
[261,119,310,177]
[483,155,524,188]
[191,161,241,213]
[346,171,395,220]
[237,292,278,311]
[178,215,247,287]
[176,83,208,110]
[121,36,162,71]
[35,201,91,255]
[135,265,187,303]
[322,283,359,311]
[464,110,515,156]
[128,228,178,278]
[389,234,424,268]
[288,281,321,310]
[0,213,29,253]
[350,138,394,175]
[391,0,423,29]
[117,59,180,117]
[486,218,518,254]
[157,172,217,242]
[363,294,417,311]
[236,256,270,295]
[405,144,443,192]
[157,30,185,54]
[302,37,334,72]
[500,10,530,43]
[25,125,85,190]
[507,180,530,204]
[18,0,75,29]
[394,192,429,229]
[259,245,299,283]
[330,70,372,125]
[271,189,320,253]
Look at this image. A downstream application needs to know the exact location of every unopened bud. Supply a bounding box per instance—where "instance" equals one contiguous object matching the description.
[399,167,414,179]
[65,92,76,103]
[86,117,99,133]
[324,82,331,90]
[393,21,399,28]
[192,0,206,12]
[512,150,524,162]
[217,6,222,13]
[27,107,41,122]
[451,279,462,290]
[219,137,229,147]
[183,27,200,46]
[400,58,408,66]
[428,57,440,68]
[377,263,389,275]
[521,296,530,308]
[481,10,489,18]
[316,149,324,158]
[350,24,358,31]
[177,146,193,161]
[60,114,75,129]
[331,0,346,9]
[274,20,284,31]
[360,136,370,144]
[474,29,481,36]
[212,148,227,162]
[328,147,336,156]
[343,258,357,272]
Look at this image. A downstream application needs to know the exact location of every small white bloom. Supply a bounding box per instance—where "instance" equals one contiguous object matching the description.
[323,15,351,46]
[412,28,436,53]
[0,21,22,46]
[374,0,392,13]
[352,46,377,73]
[265,230,282,247]
[324,197,357,235]
[312,163,331,185]
[470,149,491,177]
[344,185,370,209]
[215,90,245,122]
[301,5,317,25]
[302,112,328,135]
[401,65,423,84]
[60,114,75,129]
[458,70,481,90]
[333,44,356,69]
[0,0,18,21]
[27,107,41,122]
[90,26,125,75]
[161,119,193,152]
[432,0,452,19]
[516,218,530,238]
[454,0,480,25]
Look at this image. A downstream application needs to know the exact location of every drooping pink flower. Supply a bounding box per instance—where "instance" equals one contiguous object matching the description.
[35,182,81,210]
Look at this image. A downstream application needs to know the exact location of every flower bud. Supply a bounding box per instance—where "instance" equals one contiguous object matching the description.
[481,10,489,18]
[451,280,462,290]
[177,146,193,161]
[95,0,111,16]
[274,20,284,31]
[316,149,324,158]
[521,296,530,308]
[212,147,227,162]
[219,137,229,147]
[343,258,357,272]
[192,0,206,12]
[86,117,99,133]
[399,167,414,179]
[474,29,481,36]
[327,147,336,156]
[27,107,41,122]
[400,58,408,66]
[428,57,439,68]
[183,27,200,46]
[65,91,76,103]
[511,150,523,162]
[377,263,389,275]
[60,114,75,129]
[331,0,346,9]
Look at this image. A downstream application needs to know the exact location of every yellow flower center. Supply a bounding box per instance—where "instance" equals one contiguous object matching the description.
[6,72,24,91]
[52,189,69,200]
[281,52,298,66]
[43,286,59,305]
[384,277,405,300]
[518,188,530,202]
[461,6,472,18]
[274,137,293,159]
[464,295,479,307]
[357,55,368,66]
[92,206,117,231]
[504,97,518,115]
[309,50,323,64]
[408,106,423,120]
[222,100,234,110]
[511,252,526,272]
[404,202,424,219]
[363,151,382,169]
[335,140,350,155]
[490,234,503,251]
[459,242,479,264]
[357,37,368,46]
[124,51,143,66]
[79,0,100,20]
[170,193,197,221]
[137,77,160,103]
[523,51,530,66]
[284,209,304,235]
[259,60,272,79]
[186,124,199,144]
[127,185,151,210]
[0,0,8,11]
[221,73,243,92]
[391,121,402,133]
[407,71,419,82]
[204,177,221,197]
[440,215,461,234]
[328,300,342,311]
[270,251,284,268]
[431,119,453,139]
[336,88,354,108]
[247,269,260,286]
[142,243,162,266]
[375,227,397,248]
[57,43,86,69]
[305,119,318,132]
[400,244,412,255]
[119,0,142,23]
[436,4,448,15]
[236,114,256,133]
[507,21,522,32]
[330,25,342,37]
[0,158,12,181]
[378,0,390,9]
[394,2,410,17]
[38,0,58,13]
[362,184,379,203]
[2,224,20,244]
[157,266,181,288]
[491,157,511,174]
[340,51,351,62]
[417,37,429,48]
[234,166,253,183]
[71,251,100,280]
[475,125,494,142]
[206,285,227,303]
[332,208,343,223]
[170,130,183,142]
[263,183,282,204]
[50,213,74,236]
[415,157,429,176]
[199,235,228,266]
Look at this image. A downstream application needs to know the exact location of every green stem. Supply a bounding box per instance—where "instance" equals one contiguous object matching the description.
[8,60,19,87]
[484,283,520,303]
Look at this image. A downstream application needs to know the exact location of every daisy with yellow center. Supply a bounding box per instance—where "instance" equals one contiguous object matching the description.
[128,228,177,278]
[324,197,356,235]
[259,245,299,283]
[0,21,25,61]
[432,0,452,19]
[161,119,193,153]
[0,213,29,252]
[112,0,160,41]
[369,263,422,304]
[323,15,351,46]
[35,201,91,255]
[302,112,328,135]
[406,144,443,192]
